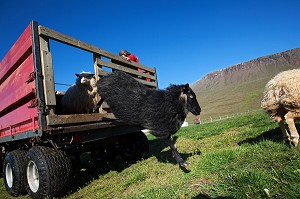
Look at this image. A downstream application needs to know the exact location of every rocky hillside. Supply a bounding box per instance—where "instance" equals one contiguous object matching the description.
[188,47,300,123]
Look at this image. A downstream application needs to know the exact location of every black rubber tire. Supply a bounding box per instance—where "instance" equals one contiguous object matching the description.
[0,155,3,177]
[91,146,108,163]
[119,131,149,161]
[25,146,71,199]
[3,150,27,197]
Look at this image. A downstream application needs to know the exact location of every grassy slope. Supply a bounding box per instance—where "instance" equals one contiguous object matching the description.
[1,111,299,199]
[187,78,267,123]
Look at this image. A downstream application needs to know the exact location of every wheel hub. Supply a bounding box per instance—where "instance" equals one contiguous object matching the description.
[5,163,13,188]
[27,160,39,193]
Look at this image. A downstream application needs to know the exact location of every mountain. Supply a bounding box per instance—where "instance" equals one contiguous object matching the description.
[188,47,300,123]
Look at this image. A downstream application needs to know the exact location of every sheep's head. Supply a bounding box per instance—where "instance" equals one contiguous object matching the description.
[75,72,95,85]
[181,84,201,116]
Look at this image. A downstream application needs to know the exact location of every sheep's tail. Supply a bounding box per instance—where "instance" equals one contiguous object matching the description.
[261,79,280,117]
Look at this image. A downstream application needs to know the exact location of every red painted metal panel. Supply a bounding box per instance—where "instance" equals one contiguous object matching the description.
[0,54,36,112]
[0,22,40,140]
[0,24,32,82]
[0,104,39,138]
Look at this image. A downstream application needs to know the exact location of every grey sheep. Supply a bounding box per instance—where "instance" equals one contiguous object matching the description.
[261,69,300,146]
[60,72,98,114]
[96,71,201,167]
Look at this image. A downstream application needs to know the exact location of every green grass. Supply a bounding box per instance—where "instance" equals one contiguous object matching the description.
[1,111,299,198]
[189,78,267,123]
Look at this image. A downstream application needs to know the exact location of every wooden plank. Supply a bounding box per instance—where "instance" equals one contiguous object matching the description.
[47,113,116,126]
[110,58,156,73]
[98,69,109,76]
[97,68,157,88]
[39,25,112,57]
[56,121,119,134]
[136,78,158,87]
[93,54,102,112]
[97,59,156,80]
[39,36,56,106]
[38,25,156,73]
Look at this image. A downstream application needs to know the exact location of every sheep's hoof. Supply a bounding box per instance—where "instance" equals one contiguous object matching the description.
[283,135,291,142]
[291,137,299,147]
[179,161,189,168]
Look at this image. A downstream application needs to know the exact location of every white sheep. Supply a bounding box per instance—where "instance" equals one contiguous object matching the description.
[261,69,300,146]
[60,72,98,114]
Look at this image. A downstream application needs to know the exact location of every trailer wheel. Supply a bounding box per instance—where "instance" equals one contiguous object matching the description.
[119,131,149,161]
[91,146,109,163]
[26,146,71,198]
[3,150,27,196]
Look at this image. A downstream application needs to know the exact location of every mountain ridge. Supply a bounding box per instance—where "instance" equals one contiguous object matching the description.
[187,47,300,123]
[192,47,300,90]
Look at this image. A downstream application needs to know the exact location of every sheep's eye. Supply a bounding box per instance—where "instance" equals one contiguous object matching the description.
[189,95,194,99]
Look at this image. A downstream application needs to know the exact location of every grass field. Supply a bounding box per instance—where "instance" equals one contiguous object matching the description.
[188,78,267,123]
[1,111,299,198]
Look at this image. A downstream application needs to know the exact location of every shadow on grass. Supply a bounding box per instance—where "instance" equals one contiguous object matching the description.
[63,136,196,196]
[147,136,198,173]
[64,154,133,196]
[238,123,300,146]
[192,194,234,199]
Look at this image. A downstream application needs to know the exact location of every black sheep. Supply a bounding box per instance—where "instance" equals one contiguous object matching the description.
[96,71,201,167]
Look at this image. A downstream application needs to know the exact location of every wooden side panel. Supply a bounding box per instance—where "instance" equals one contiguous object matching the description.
[38,25,158,90]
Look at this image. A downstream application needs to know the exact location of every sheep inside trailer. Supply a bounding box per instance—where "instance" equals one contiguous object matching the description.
[0,20,158,198]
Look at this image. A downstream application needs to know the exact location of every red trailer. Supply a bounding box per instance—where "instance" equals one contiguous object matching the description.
[0,21,158,198]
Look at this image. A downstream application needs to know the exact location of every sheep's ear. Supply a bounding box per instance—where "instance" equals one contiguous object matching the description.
[182,84,190,93]
[75,74,80,77]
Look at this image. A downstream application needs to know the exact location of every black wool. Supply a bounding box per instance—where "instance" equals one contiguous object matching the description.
[97,71,201,167]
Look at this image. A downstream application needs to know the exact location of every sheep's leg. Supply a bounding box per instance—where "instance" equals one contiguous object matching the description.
[164,136,189,167]
[275,116,291,143]
[285,112,299,146]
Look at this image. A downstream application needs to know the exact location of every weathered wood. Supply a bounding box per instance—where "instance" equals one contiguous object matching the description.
[47,113,116,126]
[110,58,156,73]
[97,69,157,88]
[97,58,156,80]
[38,25,155,73]
[39,26,105,55]
[98,69,109,77]
[93,54,102,112]
[136,78,158,87]
[39,36,56,106]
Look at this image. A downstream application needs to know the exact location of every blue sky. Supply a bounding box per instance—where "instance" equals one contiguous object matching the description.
[1,0,300,90]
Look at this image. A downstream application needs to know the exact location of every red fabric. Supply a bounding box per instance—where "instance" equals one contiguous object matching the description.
[145,71,151,82]
[128,54,140,63]
[128,54,150,82]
